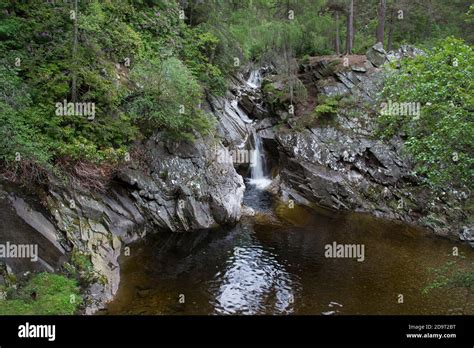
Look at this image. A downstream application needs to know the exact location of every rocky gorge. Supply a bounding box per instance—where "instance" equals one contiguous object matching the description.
[244,44,472,241]
[0,44,472,314]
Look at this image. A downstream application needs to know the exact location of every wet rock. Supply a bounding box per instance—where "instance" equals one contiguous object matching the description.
[238,93,258,117]
[207,95,250,149]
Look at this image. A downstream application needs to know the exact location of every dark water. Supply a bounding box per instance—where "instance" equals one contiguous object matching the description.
[105,185,473,315]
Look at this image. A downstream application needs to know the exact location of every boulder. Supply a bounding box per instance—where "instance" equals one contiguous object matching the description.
[366,42,387,67]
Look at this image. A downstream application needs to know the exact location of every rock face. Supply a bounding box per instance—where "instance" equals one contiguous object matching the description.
[119,135,245,231]
[48,135,244,313]
[366,42,387,67]
[1,130,245,313]
[300,55,383,103]
[45,180,142,314]
[276,128,415,219]
[0,184,66,275]
[208,94,251,149]
[0,63,253,314]
[367,43,426,67]
[265,45,470,240]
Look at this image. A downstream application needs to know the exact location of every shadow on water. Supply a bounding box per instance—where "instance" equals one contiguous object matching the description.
[104,185,474,315]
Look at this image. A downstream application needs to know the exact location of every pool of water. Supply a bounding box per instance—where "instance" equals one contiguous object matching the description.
[104,185,473,315]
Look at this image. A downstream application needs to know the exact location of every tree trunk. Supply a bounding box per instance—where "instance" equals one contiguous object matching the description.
[376,0,386,46]
[345,0,354,54]
[71,0,78,103]
[335,12,340,55]
[387,7,394,51]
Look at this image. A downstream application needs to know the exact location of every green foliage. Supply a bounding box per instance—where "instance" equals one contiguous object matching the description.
[68,249,103,286]
[295,96,340,130]
[1,0,472,182]
[380,37,473,189]
[0,273,82,315]
[224,0,332,60]
[181,28,227,94]
[0,0,220,172]
[0,0,141,167]
[79,1,143,62]
[0,65,53,164]
[313,96,339,118]
[127,56,214,141]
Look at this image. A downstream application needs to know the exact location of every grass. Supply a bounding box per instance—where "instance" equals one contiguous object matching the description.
[0,273,82,315]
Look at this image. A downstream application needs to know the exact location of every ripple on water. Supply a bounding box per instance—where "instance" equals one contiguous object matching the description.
[209,244,299,315]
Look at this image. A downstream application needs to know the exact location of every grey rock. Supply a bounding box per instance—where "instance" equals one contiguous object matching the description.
[367,42,387,67]
[9,196,65,255]
[352,66,367,73]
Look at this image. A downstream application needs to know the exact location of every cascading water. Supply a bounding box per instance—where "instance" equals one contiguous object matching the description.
[248,132,272,190]
[245,68,271,190]
[246,69,262,89]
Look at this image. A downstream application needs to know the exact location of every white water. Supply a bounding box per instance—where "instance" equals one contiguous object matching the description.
[245,69,271,189]
[230,100,253,124]
[249,133,271,190]
[246,69,262,89]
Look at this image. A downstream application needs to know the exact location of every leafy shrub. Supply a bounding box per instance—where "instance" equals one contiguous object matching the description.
[127,56,214,141]
[313,96,339,118]
[380,37,473,189]
[181,28,227,94]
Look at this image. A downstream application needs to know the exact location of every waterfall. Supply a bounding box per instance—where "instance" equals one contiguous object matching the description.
[245,69,271,189]
[249,132,271,190]
[246,69,262,89]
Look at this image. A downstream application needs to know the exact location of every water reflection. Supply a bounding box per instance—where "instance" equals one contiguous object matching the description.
[210,241,298,314]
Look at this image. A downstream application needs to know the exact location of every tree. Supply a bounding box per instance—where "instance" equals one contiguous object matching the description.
[71,0,78,103]
[376,0,386,46]
[386,3,395,51]
[327,0,346,55]
[335,11,341,54]
[346,0,354,54]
